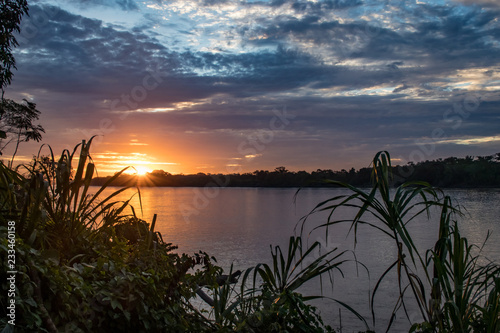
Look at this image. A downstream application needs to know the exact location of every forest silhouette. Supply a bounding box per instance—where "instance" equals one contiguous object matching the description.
[92,153,500,188]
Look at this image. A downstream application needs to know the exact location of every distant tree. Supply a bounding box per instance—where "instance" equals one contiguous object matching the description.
[151,169,171,177]
[274,166,288,173]
[444,157,458,164]
[478,155,493,162]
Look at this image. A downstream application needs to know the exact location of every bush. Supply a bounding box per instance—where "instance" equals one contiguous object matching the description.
[0,141,213,332]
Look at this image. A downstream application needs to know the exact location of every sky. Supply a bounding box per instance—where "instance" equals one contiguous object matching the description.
[2,0,500,175]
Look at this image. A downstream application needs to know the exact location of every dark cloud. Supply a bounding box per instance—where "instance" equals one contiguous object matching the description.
[246,2,500,70]
[66,0,138,10]
[453,0,500,9]
[15,6,336,105]
[290,0,363,13]
[200,0,231,6]
[15,5,180,91]
[399,5,500,65]
[197,0,363,11]
[18,1,497,103]
[233,0,500,101]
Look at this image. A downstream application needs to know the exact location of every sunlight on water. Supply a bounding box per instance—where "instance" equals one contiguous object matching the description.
[90,186,500,332]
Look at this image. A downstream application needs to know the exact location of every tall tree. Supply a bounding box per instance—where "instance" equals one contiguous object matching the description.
[0,0,44,161]
[0,0,29,92]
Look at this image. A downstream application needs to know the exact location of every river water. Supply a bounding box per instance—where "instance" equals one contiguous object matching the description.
[91,186,500,332]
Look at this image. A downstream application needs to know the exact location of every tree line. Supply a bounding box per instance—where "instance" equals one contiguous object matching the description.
[91,153,500,188]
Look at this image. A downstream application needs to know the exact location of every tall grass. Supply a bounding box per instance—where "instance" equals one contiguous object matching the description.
[299,151,500,332]
[193,236,365,332]
[242,236,367,332]
[2,139,143,260]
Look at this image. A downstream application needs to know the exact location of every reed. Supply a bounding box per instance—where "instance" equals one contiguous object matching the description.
[237,236,364,332]
[300,151,500,332]
[2,139,142,261]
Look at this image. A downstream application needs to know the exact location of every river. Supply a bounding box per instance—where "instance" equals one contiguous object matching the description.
[91,186,500,332]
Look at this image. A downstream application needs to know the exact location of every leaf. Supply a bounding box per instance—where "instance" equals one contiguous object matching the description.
[110,299,123,311]
[41,249,60,264]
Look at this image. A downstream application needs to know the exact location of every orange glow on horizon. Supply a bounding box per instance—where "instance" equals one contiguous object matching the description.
[86,132,269,176]
[90,148,181,176]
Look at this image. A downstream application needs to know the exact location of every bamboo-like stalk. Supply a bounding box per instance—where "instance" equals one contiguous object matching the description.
[299,151,500,332]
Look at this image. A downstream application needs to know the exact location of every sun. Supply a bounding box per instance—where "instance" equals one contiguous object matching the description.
[135,166,151,176]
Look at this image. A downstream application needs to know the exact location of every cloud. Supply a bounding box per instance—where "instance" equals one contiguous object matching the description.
[13,2,500,105]
[66,0,139,11]
[452,0,500,9]
[435,135,500,145]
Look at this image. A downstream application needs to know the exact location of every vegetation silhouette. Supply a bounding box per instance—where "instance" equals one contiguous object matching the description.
[92,153,500,188]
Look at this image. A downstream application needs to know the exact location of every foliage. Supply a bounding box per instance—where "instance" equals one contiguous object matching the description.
[236,236,365,332]
[396,154,500,188]
[0,140,212,332]
[416,220,500,332]
[301,151,500,332]
[191,236,357,332]
[0,0,45,161]
[0,98,44,162]
[0,0,29,92]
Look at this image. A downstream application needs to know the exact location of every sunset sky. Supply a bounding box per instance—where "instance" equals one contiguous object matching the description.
[3,0,500,175]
